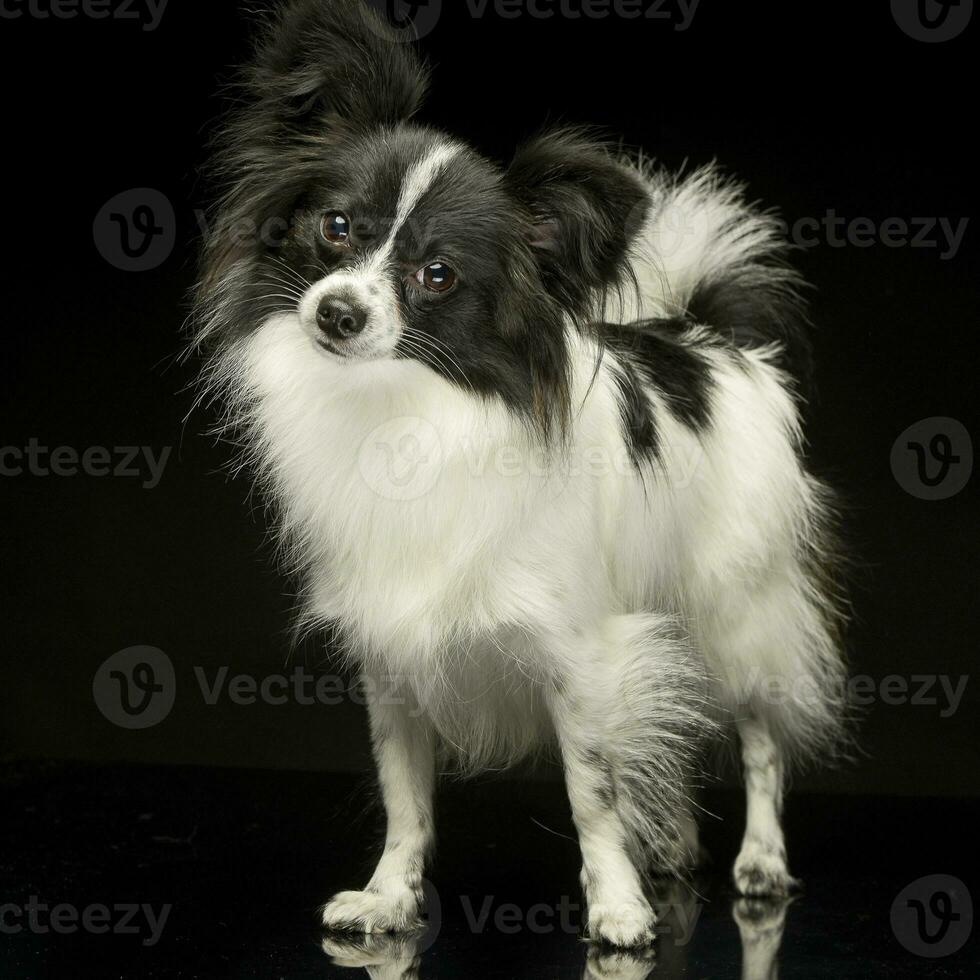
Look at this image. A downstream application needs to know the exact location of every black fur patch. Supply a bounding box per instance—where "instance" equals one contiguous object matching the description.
[687,276,812,397]
[603,318,716,466]
[610,358,659,467]
[583,747,619,809]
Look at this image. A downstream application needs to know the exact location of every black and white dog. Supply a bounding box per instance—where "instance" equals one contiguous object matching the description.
[192,0,847,948]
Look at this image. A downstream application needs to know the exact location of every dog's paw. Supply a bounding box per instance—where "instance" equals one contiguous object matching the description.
[733,844,799,897]
[321,887,423,935]
[587,899,657,948]
[584,946,657,980]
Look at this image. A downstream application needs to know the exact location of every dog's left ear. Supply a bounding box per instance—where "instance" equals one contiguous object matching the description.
[505,128,650,313]
[247,0,430,138]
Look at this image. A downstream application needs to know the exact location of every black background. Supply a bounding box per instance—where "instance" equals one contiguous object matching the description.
[2,0,978,799]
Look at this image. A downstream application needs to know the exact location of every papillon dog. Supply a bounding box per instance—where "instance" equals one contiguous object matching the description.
[192,0,847,948]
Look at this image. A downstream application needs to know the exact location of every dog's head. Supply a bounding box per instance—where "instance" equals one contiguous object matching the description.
[195,0,649,435]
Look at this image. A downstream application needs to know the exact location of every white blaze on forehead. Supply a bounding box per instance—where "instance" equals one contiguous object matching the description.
[394,142,463,233]
[298,142,464,361]
[366,142,463,272]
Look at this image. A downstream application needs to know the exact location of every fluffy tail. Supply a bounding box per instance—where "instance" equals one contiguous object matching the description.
[626,162,814,393]
[597,614,717,878]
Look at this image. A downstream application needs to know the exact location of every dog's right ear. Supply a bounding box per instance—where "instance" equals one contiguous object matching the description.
[243,0,429,141]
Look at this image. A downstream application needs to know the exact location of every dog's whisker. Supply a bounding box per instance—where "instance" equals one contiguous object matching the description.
[251,292,304,304]
[400,336,473,393]
[254,276,307,299]
[411,332,473,383]
[268,253,315,291]
[403,328,474,391]
[397,337,454,383]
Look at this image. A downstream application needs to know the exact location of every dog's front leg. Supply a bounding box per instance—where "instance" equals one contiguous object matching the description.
[546,667,656,948]
[322,679,435,934]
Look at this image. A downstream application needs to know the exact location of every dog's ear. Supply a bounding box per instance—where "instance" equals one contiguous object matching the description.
[194,1,429,343]
[246,0,430,138]
[505,128,650,314]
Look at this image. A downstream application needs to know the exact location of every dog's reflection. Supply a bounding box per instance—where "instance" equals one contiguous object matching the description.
[582,946,657,980]
[321,931,659,980]
[320,889,792,979]
[732,897,793,980]
[321,933,423,980]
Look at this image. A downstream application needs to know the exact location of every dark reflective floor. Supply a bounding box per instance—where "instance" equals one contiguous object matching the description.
[1,764,976,977]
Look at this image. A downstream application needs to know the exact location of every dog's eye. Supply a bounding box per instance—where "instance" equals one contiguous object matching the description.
[320,211,351,245]
[416,262,456,293]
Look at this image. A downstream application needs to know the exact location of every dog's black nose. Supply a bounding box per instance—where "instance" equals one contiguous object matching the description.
[316,297,366,340]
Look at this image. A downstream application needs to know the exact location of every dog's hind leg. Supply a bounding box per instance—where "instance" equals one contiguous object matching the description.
[732,715,798,897]
[547,679,659,949]
[545,614,708,947]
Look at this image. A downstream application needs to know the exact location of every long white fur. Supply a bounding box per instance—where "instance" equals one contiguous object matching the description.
[200,153,845,942]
